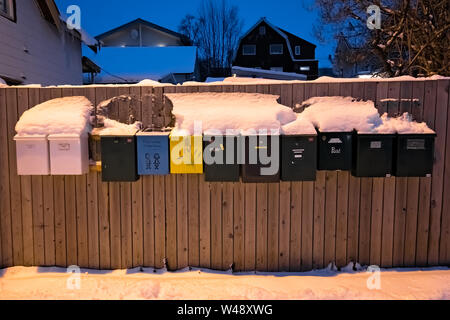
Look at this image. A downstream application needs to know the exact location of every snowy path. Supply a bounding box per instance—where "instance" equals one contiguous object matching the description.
[0,266,448,300]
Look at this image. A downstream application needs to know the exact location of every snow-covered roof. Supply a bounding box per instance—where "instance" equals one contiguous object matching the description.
[84,46,197,84]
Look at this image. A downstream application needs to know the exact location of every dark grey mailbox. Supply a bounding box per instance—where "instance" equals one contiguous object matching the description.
[242,135,280,183]
[203,135,240,182]
[352,133,395,177]
[318,131,353,171]
[101,134,138,182]
[394,133,435,177]
[281,134,317,181]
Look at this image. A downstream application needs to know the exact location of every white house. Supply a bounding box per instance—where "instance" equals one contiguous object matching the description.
[0,0,97,86]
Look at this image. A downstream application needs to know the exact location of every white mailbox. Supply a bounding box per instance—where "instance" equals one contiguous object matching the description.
[14,135,50,175]
[48,134,89,175]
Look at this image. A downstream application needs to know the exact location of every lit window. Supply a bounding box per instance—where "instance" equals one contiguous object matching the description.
[270,44,283,55]
[295,46,301,55]
[243,44,256,55]
[0,0,15,21]
[299,66,310,71]
[259,26,266,35]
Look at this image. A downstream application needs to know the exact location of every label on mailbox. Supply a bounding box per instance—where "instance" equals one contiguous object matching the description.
[370,141,382,149]
[406,139,425,150]
[58,143,70,151]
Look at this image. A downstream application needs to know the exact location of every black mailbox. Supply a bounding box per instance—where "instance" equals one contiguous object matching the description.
[242,135,280,183]
[101,135,139,182]
[317,131,353,171]
[394,134,435,177]
[281,134,317,181]
[352,134,395,177]
[203,135,240,182]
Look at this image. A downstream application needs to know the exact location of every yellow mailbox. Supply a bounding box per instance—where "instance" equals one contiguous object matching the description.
[170,131,203,174]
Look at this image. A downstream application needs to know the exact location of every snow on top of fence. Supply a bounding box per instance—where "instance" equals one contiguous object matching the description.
[15,96,93,136]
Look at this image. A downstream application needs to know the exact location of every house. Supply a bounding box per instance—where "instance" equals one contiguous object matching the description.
[233,18,319,80]
[332,34,380,78]
[83,18,199,84]
[0,0,98,86]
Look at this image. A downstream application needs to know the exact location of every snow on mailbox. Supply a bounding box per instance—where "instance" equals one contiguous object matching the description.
[14,96,93,176]
[299,96,382,171]
[137,129,170,175]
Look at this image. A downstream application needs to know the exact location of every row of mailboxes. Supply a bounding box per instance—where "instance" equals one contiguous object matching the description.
[99,130,435,182]
[14,134,89,176]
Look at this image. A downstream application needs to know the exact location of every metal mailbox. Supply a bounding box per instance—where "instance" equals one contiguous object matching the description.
[48,134,89,175]
[281,134,317,181]
[136,131,170,175]
[318,131,353,171]
[14,134,50,175]
[352,134,395,177]
[242,135,280,183]
[101,134,139,182]
[169,133,203,174]
[203,135,240,182]
[394,133,435,177]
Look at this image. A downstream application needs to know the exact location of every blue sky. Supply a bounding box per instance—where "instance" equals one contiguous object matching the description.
[55,0,334,68]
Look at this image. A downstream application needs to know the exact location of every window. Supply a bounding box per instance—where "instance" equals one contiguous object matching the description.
[0,0,15,21]
[242,44,256,55]
[299,66,310,71]
[259,26,266,35]
[270,67,283,72]
[270,44,283,55]
[295,46,301,55]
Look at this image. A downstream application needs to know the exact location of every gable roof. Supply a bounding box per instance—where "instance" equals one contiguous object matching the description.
[237,17,316,62]
[35,0,61,31]
[95,18,191,45]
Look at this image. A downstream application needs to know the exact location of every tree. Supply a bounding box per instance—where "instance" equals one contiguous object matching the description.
[178,0,244,75]
[313,0,449,77]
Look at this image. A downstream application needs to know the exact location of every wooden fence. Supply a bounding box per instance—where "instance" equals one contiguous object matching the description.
[0,79,449,272]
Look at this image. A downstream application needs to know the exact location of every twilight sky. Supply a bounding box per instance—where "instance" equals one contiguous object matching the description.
[55,0,334,68]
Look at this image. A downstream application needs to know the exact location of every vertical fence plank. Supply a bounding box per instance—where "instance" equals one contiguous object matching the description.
[177,175,189,269]
[279,181,291,271]
[0,88,12,267]
[165,174,177,270]
[233,181,245,271]
[154,175,166,269]
[290,182,302,271]
[17,88,34,266]
[199,177,211,268]
[256,183,268,271]
[210,182,223,270]
[324,171,337,267]
[301,181,314,271]
[313,171,325,269]
[244,183,257,271]
[28,88,44,266]
[335,171,349,268]
[438,80,450,265]
[370,178,384,266]
[267,183,280,271]
[222,182,234,270]
[188,175,200,267]
[142,176,154,267]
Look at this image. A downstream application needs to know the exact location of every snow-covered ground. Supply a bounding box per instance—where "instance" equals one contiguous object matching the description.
[0,265,448,300]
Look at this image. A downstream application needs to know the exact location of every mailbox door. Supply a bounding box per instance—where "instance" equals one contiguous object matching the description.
[242,135,280,183]
[204,136,240,182]
[318,132,353,171]
[170,136,203,174]
[395,134,435,177]
[281,135,317,181]
[137,135,169,175]
[352,134,394,177]
[101,136,138,182]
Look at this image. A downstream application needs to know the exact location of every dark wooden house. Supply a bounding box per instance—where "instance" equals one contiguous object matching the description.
[233,18,318,80]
